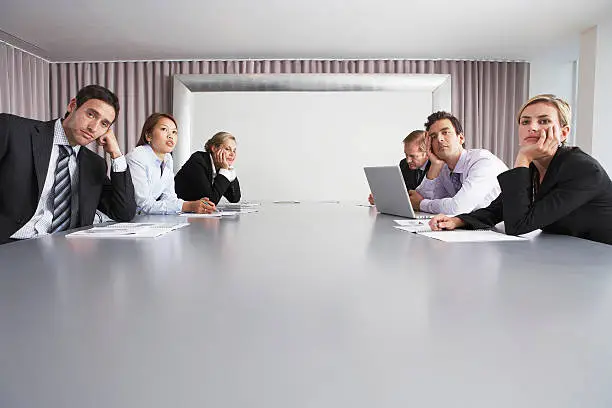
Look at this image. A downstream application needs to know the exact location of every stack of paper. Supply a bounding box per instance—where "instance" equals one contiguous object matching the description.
[417,230,527,242]
[108,222,189,231]
[179,210,243,218]
[217,202,260,211]
[393,219,432,233]
[67,222,189,239]
[393,219,531,242]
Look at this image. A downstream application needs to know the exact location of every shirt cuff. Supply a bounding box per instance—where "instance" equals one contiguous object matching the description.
[419,199,432,213]
[175,199,185,213]
[419,177,436,188]
[218,168,236,182]
[111,155,127,172]
[416,177,435,196]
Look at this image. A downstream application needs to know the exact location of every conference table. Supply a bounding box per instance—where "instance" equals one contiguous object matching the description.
[1,202,611,408]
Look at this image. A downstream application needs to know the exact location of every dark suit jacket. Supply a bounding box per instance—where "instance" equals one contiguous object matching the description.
[174,151,241,204]
[399,159,430,190]
[0,114,136,244]
[457,147,612,245]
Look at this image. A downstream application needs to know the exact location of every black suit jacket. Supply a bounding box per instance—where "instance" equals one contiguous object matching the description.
[174,151,241,204]
[0,114,136,244]
[457,147,612,245]
[399,159,430,190]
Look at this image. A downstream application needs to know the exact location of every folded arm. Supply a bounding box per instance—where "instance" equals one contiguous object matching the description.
[499,163,603,235]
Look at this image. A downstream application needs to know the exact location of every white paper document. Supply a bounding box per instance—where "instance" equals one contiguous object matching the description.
[106,222,189,231]
[67,222,188,239]
[217,202,261,211]
[179,210,241,218]
[393,219,432,233]
[417,230,528,242]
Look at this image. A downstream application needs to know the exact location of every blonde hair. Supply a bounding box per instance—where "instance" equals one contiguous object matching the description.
[517,94,571,128]
[204,131,235,152]
[402,130,427,152]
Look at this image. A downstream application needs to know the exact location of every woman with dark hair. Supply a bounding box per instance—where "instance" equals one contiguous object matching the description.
[429,94,612,244]
[126,113,216,214]
[175,131,241,205]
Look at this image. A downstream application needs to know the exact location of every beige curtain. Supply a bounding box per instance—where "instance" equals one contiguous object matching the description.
[0,41,49,120]
[49,59,528,165]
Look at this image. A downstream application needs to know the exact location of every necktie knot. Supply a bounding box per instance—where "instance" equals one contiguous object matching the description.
[59,145,73,158]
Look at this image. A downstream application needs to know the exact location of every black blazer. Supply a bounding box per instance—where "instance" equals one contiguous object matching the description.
[0,114,136,244]
[399,159,430,190]
[457,147,612,245]
[174,151,241,204]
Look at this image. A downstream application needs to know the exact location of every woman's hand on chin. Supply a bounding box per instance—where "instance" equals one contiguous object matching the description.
[515,125,560,167]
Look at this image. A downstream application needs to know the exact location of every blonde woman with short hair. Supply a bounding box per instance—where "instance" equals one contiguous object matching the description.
[175,131,241,204]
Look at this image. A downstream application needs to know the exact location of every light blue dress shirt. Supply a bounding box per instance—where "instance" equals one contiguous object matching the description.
[416,149,508,215]
[126,144,183,214]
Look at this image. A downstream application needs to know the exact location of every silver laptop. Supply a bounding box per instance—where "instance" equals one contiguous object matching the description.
[364,165,434,219]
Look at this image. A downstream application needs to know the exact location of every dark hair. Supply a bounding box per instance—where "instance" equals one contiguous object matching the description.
[136,113,178,147]
[402,130,426,152]
[63,85,120,121]
[424,111,463,135]
[204,131,235,152]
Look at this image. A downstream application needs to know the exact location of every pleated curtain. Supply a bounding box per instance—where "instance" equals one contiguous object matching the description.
[0,41,49,120]
[48,59,528,165]
[0,49,529,166]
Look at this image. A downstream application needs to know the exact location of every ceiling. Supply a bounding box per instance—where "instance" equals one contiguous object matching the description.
[1,0,611,62]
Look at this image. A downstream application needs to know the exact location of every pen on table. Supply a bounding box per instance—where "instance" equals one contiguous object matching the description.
[201,198,216,207]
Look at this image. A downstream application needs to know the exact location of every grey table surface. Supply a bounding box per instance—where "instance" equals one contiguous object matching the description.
[1,203,612,408]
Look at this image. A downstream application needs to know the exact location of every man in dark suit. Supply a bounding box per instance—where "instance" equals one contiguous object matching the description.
[368,130,430,205]
[0,85,136,244]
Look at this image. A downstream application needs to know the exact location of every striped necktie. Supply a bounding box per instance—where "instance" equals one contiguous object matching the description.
[50,145,73,233]
[450,171,462,193]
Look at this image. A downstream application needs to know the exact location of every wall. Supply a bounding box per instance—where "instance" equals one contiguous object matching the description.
[577,17,612,173]
[529,35,579,102]
[172,79,193,173]
[192,91,432,201]
[576,27,597,154]
[592,18,612,173]
[528,34,579,144]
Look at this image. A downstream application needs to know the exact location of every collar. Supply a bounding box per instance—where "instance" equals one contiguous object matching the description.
[55,119,81,155]
[144,143,169,167]
[209,152,217,177]
[450,149,468,173]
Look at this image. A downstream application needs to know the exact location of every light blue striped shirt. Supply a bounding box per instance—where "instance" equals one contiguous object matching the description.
[126,144,183,214]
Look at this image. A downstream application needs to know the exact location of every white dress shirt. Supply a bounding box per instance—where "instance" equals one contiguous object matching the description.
[11,119,127,239]
[126,144,183,214]
[416,149,508,215]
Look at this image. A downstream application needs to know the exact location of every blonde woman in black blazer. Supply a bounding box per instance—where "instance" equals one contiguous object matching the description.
[175,131,241,205]
[429,94,612,245]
